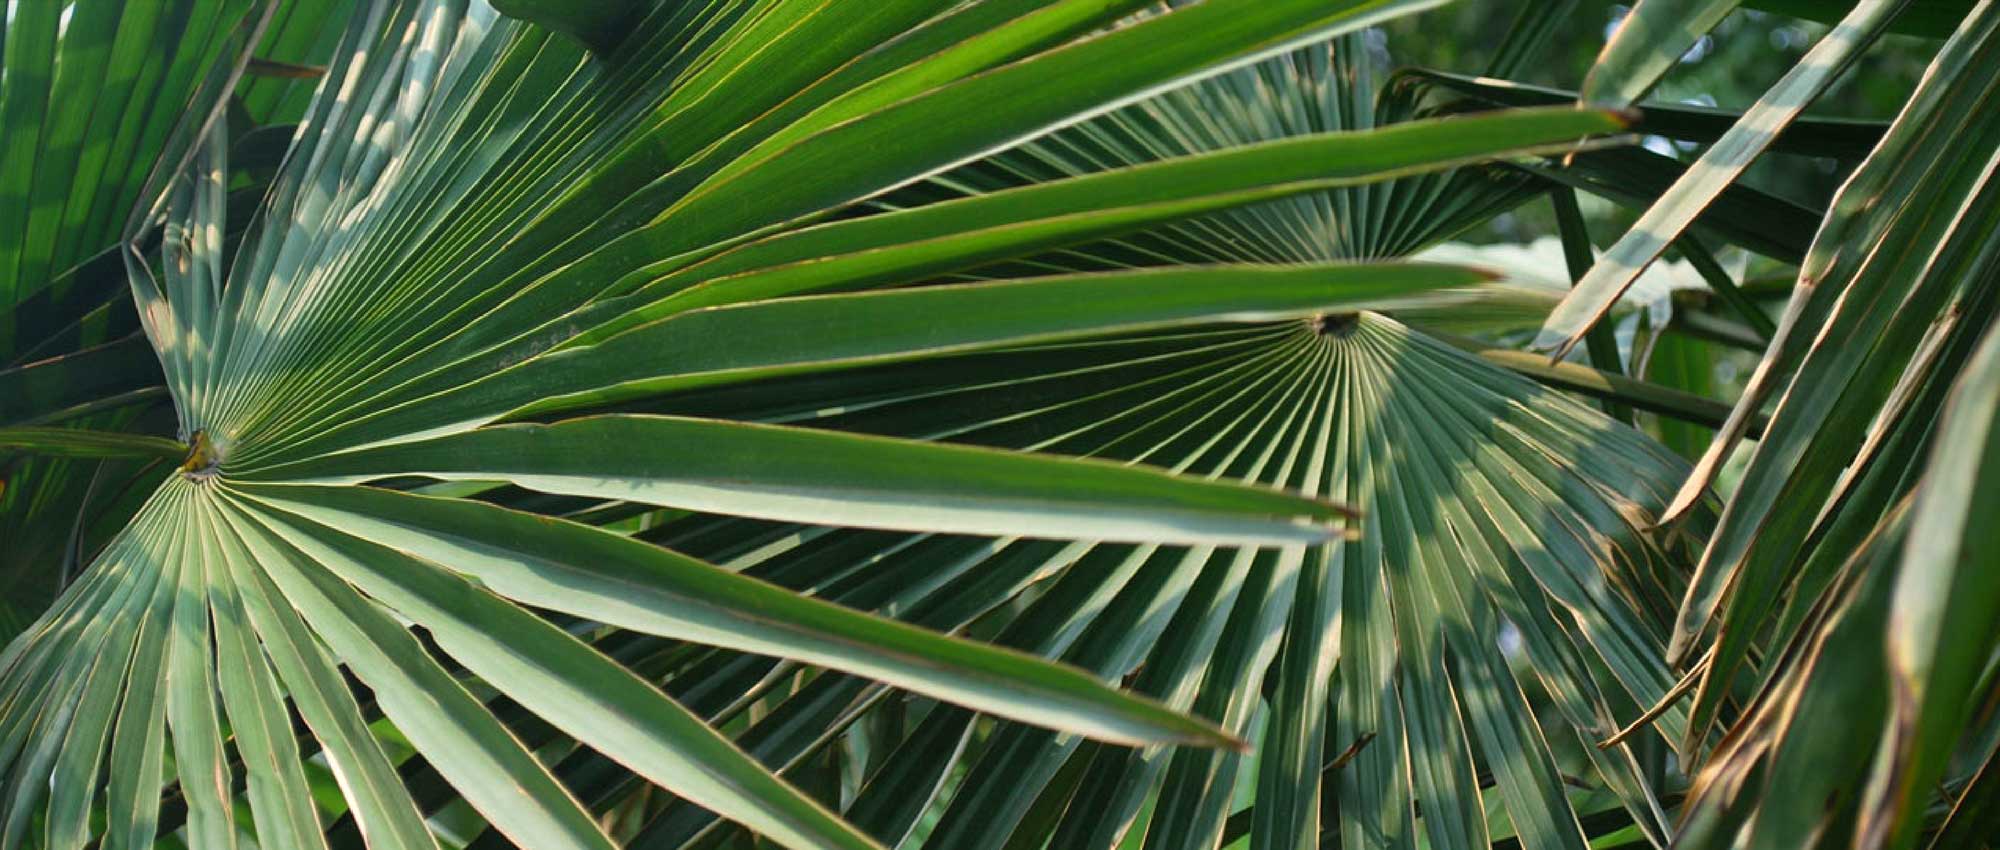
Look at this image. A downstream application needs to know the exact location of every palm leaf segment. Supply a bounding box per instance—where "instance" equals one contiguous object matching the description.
[569,35,1711,850]
[638,317,1702,850]
[1580,4,2000,847]
[0,0,267,641]
[0,0,1653,848]
[0,0,355,642]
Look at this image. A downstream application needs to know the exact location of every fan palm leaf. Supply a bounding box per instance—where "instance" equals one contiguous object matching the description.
[0,1,1641,848]
[0,0,347,643]
[527,33,1716,850]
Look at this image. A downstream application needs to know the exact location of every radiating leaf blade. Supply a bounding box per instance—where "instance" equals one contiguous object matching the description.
[234,480,1241,750]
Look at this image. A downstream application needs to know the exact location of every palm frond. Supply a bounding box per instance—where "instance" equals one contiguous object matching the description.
[1,1,1636,847]
[1644,4,2000,847]
[551,34,1712,850]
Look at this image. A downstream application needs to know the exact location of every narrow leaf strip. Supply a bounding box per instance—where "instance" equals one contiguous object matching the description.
[665,0,1455,240]
[233,480,1242,750]
[248,414,1352,545]
[0,427,185,461]
[249,262,1492,465]
[1538,0,1906,356]
[1581,0,1742,107]
[634,108,1630,318]
[1862,323,2000,848]
[224,493,884,850]
[211,498,622,850]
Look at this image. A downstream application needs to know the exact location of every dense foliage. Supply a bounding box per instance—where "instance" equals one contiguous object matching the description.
[0,1,1994,848]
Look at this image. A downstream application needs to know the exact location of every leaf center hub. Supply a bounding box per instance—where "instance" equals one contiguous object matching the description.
[180,431,221,481]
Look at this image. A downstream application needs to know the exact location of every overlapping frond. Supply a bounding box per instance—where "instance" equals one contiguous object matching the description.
[505,33,1715,850]
[601,314,1704,850]
[1631,4,2000,846]
[0,1,1646,848]
[0,0,313,641]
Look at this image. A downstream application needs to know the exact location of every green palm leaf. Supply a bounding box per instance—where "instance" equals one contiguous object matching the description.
[1540,0,1913,357]
[0,1,1635,848]
[850,34,1706,850]
[0,0,358,646]
[1646,5,2000,848]
[530,35,1710,850]
[588,315,1699,850]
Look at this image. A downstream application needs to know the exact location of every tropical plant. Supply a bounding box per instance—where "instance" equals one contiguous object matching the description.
[1549,2,2000,849]
[0,0,351,641]
[0,1,1995,849]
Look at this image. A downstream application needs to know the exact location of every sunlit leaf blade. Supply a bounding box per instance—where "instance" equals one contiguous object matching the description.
[552,0,1163,220]
[615,106,1630,321]
[1665,0,2000,696]
[250,414,1354,545]
[266,108,1622,457]
[193,496,439,850]
[231,480,1241,749]
[8,2,1554,847]
[1659,7,2000,849]
[1862,321,2000,848]
[664,0,1456,241]
[251,262,1493,465]
[201,492,336,850]
[740,315,1699,850]
[1580,0,1743,107]
[523,0,1152,245]
[884,36,1549,267]
[1538,0,1909,357]
[185,0,1457,467]
[223,493,885,850]
[161,517,236,850]
[1669,499,1910,850]
[207,490,623,850]
[632,34,1698,850]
